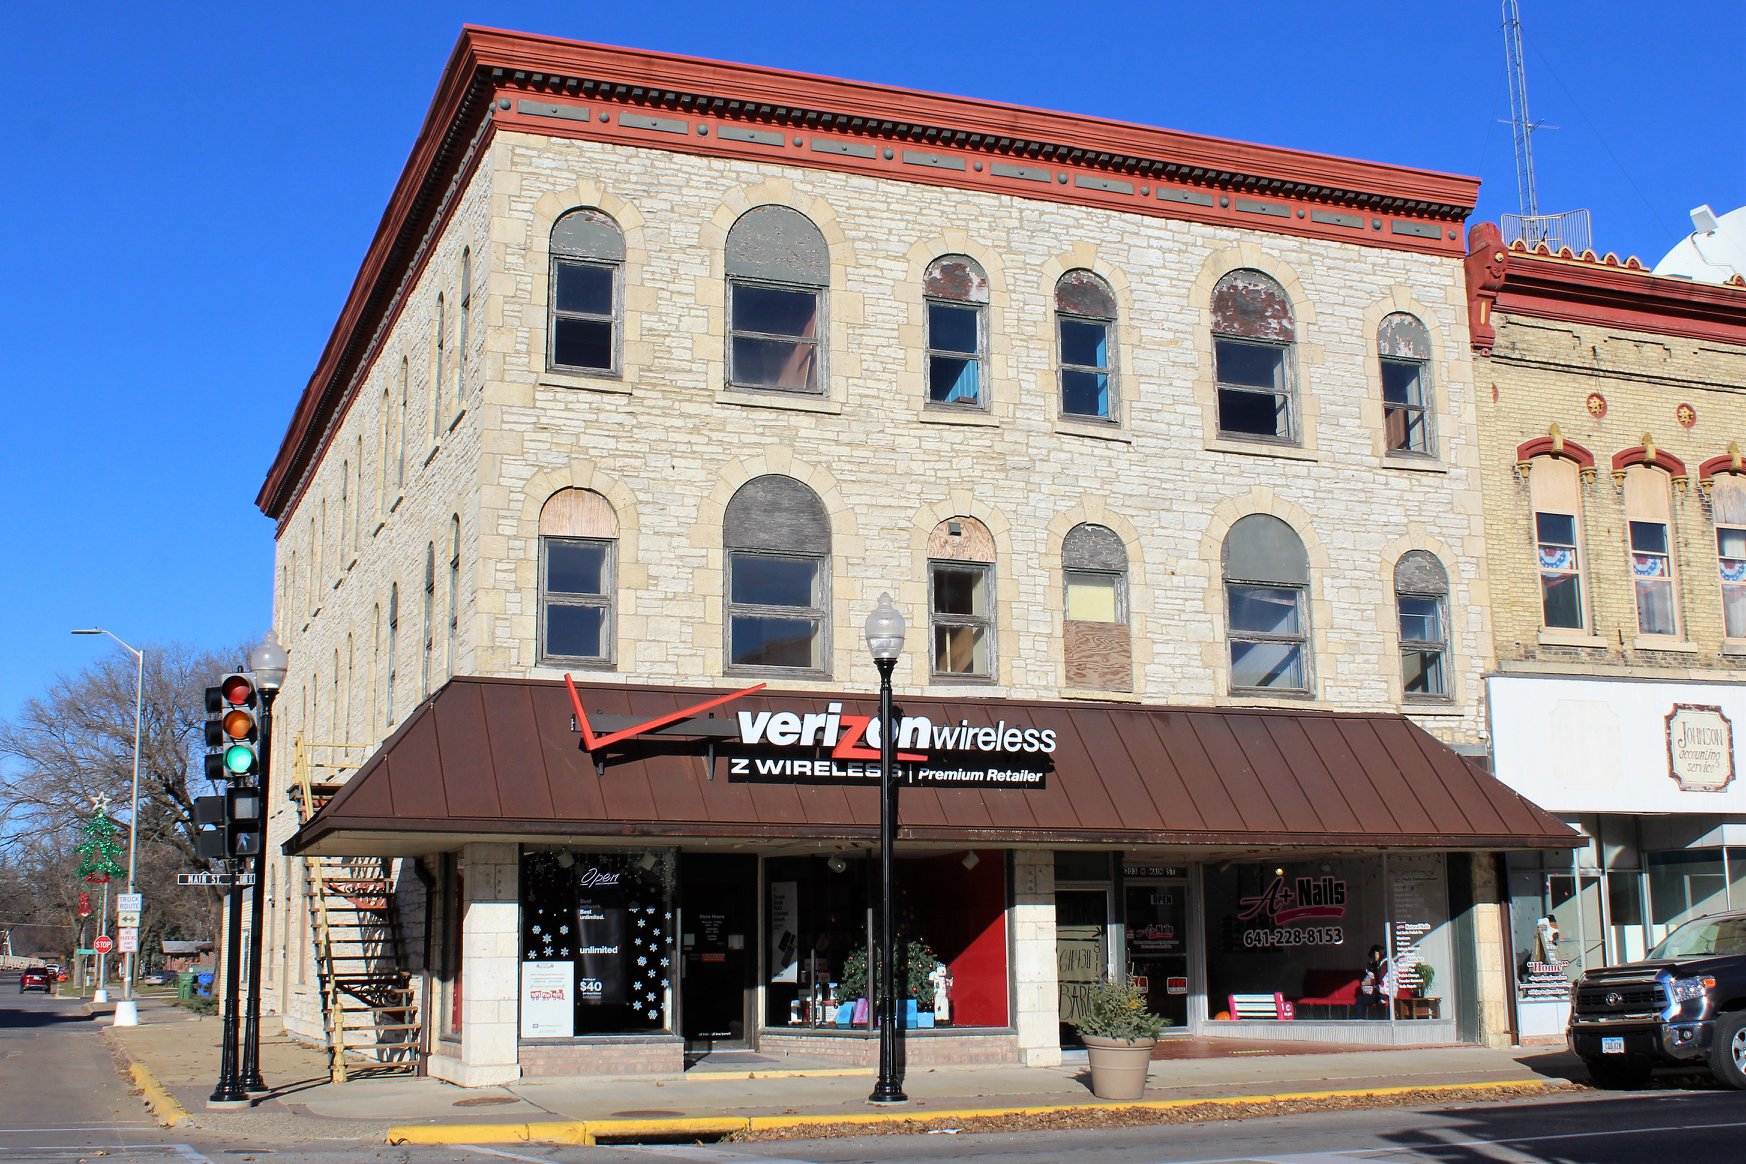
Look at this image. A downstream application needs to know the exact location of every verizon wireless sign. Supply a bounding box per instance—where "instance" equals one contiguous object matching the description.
[563,677,1053,789]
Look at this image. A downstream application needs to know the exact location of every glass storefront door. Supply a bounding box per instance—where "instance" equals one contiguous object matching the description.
[680,853,757,1051]
[1056,888,1111,1045]
[1124,880,1189,1029]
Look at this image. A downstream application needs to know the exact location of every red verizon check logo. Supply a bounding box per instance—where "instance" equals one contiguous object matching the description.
[564,675,767,752]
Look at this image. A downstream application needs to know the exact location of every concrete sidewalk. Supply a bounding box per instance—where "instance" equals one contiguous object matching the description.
[96,996,1586,1147]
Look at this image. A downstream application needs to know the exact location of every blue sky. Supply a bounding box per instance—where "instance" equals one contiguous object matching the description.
[1,0,1741,725]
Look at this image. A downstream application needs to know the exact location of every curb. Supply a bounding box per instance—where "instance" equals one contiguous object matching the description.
[385,1077,1565,1146]
[128,1060,194,1128]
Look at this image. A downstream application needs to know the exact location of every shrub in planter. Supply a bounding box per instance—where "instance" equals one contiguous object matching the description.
[1074,980,1170,1101]
[839,938,939,1012]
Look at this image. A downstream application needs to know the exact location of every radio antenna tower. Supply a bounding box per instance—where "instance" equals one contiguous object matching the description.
[1499,1,1591,253]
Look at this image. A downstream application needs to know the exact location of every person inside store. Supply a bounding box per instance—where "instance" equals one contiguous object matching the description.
[1357,943,1391,1017]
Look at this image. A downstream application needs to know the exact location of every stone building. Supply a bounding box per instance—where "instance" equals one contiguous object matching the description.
[257,27,1572,1085]
[1465,221,1746,1038]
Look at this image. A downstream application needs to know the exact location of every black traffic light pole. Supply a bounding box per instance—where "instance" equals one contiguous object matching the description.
[238,685,276,1094]
[209,863,249,1105]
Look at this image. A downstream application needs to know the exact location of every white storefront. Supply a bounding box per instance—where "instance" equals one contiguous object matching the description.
[1489,673,1746,1037]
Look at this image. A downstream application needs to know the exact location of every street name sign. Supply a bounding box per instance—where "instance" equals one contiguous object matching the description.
[177,872,255,887]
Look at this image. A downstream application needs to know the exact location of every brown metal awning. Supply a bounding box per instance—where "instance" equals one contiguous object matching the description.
[285,677,1579,856]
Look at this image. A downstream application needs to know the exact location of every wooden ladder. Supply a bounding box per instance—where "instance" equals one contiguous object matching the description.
[292,736,422,1082]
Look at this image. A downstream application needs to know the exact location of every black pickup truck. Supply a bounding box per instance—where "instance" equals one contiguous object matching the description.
[1567,910,1746,1088]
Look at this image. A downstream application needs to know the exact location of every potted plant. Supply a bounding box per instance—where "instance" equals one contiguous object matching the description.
[1412,962,1436,998]
[1074,980,1169,1100]
[839,938,939,1027]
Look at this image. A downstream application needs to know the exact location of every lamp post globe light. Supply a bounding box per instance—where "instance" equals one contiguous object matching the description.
[71,628,144,1023]
[239,630,288,1095]
[862,593,909,1105]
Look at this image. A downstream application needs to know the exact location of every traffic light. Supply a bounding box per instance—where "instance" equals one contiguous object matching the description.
[194,789,264,860]
[204,672,260,782]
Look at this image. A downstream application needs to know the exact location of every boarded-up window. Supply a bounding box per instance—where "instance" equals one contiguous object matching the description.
[1057,270,1116,420]
[1395,551,1450,699]
[1223,515,1309,692]
[550,209,625,374]
[539,489,618,665]
[724,475,830,671]
[925,255,988,408]
[1528,457,1586,631]
[727,206,827,394]
[1063,523,1130,690]
[1212,270,1295,441]
[1624,466,1677,637]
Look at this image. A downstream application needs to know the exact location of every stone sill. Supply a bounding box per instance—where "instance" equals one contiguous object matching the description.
[1632,637,1700,654]
[716,388,843,415]
[917,407,1000,428]
[1203,436,1318,463]
[1381,453,1449,474]
[1059,687,1142,703]
[1537,629,1606,649]
[1054,418,1132,444]
[540,370,631,395]
[1402,701,1464,716]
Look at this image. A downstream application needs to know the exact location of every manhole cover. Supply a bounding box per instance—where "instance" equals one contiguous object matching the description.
[452,1096,521,1107]
[610,1109,683,1118]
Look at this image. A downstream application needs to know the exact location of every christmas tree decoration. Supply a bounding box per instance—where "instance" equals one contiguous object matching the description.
[75,796,127,885]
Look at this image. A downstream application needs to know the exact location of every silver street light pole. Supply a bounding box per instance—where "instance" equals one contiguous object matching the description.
[72,628,145,1026]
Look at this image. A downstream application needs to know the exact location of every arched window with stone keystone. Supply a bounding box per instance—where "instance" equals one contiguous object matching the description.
[726,206,828,394]
[924,255,988,408]
[928,517,996,681]
[1395,551,1451,700]
[1056,270,1117,421]
[1063,522,1131,690]
[549,208,625,374]
[723,475,830,672]
[539,488,619,666]
[1223,514,1310,692]
[1379,312,1433,455]
[1212,270,1297,442]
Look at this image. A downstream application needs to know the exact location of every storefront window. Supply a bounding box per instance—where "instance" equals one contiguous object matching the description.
[1649,849,1729,936]
[765,852,1007,1030]
[1203,855,1451,1021]
[518,848,675,1038]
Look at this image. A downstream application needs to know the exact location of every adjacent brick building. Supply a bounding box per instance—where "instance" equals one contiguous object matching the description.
[257,28,1574,1085]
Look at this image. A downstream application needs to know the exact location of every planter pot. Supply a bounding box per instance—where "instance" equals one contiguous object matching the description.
[1082,1034,1155,1101]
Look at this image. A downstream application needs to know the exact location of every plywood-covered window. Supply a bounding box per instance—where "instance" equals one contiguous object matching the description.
[539,489,619,666]
[549,209,625,374]
[1379,312,1432,455]
[928,517,995,680]
[1224,514,1310,692]
[1056,270,1116,420]
[726,206,827,394]
[1212,270,1296,442]
[1713,474,1746,639]
[1063,523,1130,690]
[925,255,988,408]
[1624,465,1678,637]
[1529,456,1587,631]
[1395,551,1450,699]
[724,475,830,672]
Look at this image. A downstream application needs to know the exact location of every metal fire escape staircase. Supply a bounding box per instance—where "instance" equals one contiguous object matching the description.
[291,736,421,1081]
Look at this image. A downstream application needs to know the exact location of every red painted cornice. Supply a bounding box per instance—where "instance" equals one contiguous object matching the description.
[1611,445,1687,478]
[258,27,1483,523]
[1465,221,1746,354]
[1515,435,1595,470]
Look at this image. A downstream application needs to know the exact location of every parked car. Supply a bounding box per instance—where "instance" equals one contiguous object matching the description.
[139,970,175,987]
[18,966,53,993]
[1568,910,1746,1088]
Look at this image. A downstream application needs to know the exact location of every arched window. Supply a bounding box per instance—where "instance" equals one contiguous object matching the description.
[726,206,827,394]
[724,475,829,670]
[377,385,391,518]
[539,489,618,665]
[369,604,380,732]
[338,460,349,568]
[422,542,436,696]
[1063,522,1130,690]
[1713,475,1746,639]
[928,517,995,680]
[1224,514,1310,692]
[432,293,446,440]
[448,514,461,673]
[396,356,409,492]
[549,209,624,373]
[1056,270,1116,420]
[386,583,399,727]
[1379,313,1432,454]
[924,255,988,407]
[343,632,354,741]
[1395,551,1451,699]
[1212,270,1296,441]
[458,246,471,397]
[1624,465,1678,637]
[1530,457,1587,630]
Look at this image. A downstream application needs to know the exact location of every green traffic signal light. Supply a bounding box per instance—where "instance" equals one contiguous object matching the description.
[223,743,257,775]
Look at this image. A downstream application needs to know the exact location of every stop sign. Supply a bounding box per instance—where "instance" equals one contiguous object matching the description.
[93,935,113,955]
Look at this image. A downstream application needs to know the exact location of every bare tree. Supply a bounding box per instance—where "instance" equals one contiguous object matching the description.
[0,641,246,958]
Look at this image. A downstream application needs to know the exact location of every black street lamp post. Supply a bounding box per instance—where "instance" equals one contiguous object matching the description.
[239,631,289,1094]
[863,593,909,1106]
[209,864,249,1105]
